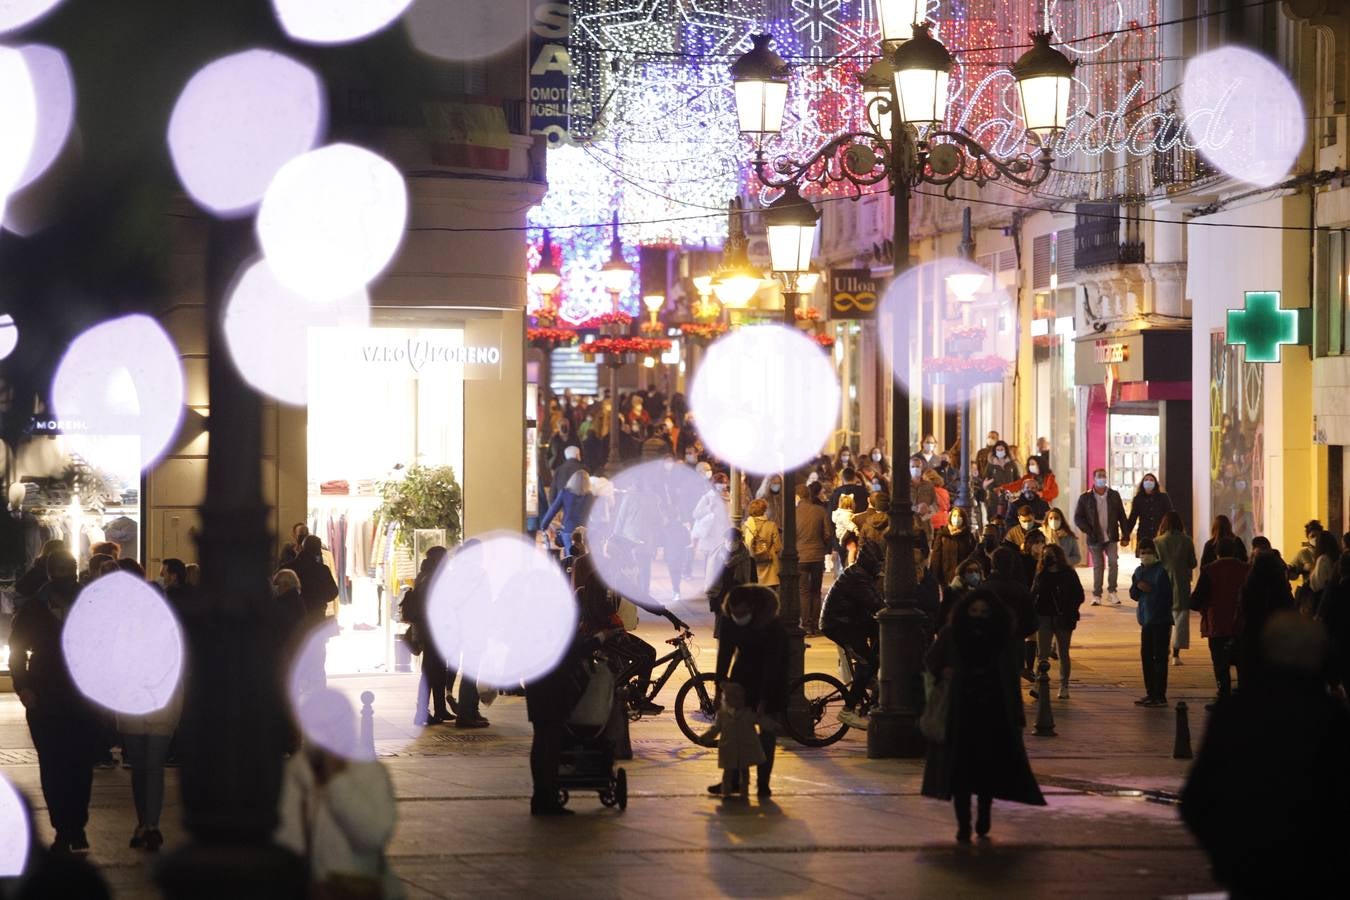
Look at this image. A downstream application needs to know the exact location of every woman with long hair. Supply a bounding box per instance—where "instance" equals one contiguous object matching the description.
[922,590,1045,841]
[1030,544,1084,699]
[1126,473,1173,547]
[1201,514,1248,567]
[1154,511,1198,666]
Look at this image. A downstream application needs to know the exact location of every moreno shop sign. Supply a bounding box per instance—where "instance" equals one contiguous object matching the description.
[361,339,501,372]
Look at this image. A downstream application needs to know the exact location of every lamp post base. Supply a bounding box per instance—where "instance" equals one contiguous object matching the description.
[866,605,928,759]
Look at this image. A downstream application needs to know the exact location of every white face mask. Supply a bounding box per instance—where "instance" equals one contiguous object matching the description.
[1143,480,1156,492]
[950,515,964,529]
[995,450,1007,459]
[1047,518,1061,530]
[1028,464,1039,475]
[685,454,697,464]
[1095,477,1108,489]
[910,467,922,479]
[1139,555,1157,566]
[922,444,934,453]
[770,484,781,494]
[1019,518,1034,529]
[872,451,884,461]
[962,572,982,587]
[731,612,752,627]
[840,453,851,463]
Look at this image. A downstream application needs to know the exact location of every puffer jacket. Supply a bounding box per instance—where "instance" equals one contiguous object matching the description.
[820,561,884,632]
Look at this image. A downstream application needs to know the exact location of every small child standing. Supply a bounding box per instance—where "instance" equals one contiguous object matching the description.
[702,682,765,800]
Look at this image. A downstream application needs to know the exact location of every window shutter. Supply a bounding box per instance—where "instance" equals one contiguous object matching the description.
[1032,234,1053,289]
[1056,228,1076,282]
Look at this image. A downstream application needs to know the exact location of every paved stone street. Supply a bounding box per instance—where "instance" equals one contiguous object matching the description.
[1,557,1228,898]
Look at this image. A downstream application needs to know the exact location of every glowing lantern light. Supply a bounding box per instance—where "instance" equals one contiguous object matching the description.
[256,143,407,300]
[168,49,326,217]
[61,573,185,716]
[690,325,841,475]
[272,0,412,45]
[426,533,577,689]
[52,314,185,475]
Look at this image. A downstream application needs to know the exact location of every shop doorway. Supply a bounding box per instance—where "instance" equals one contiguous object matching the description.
[306,326,466,674]
[1108,409,1161,516]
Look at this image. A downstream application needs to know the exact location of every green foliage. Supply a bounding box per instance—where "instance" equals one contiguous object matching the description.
[375,465,463,549]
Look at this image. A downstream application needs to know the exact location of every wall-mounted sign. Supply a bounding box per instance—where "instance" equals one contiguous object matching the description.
[828,269,878,320]
[529,1,595,147]
[1093,340,1130,364]
[1225,290,1310,364]
[313,328,502,381]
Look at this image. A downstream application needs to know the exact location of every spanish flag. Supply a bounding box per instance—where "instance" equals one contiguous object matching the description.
[423,98,512,171]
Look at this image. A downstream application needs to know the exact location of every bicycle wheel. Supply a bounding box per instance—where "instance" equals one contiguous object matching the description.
[786,673,850,747]
[674,673,719,745]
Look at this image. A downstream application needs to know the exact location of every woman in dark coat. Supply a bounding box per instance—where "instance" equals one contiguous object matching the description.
[922,590,1045,842]
[1200,514,1249,568]
[289,534,339,621]
[525,624,607,816]
[401,547,451,725]
[709,584,787,798]
[929,507,977,589]
[1125,473,1173,547]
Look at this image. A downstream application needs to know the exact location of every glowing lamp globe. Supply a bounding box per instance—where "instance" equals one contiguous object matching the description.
[730,34,789,138]
[1013,31,1076,139]
[712,270,762,309]
[875,0,926,45]
[530,228,562,296]
[692,273,714,297]
[643,293,665,315]
[797,267,823,296]
[946,271,989,301]
[891,23,951,128]
[763,185,820,275]
[860,56,895,138]
[599,213,633,296]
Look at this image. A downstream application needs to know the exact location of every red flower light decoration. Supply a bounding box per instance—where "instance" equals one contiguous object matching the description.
[794,306,822,322]
[576,311,635,330]
[588,336,672,356]
[526,327,579,349]
[679,321,729,343]
[813,333,835,349]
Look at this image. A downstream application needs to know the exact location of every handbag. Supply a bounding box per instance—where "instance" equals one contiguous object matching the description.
[567,658,617,728]
[918,672,950,744]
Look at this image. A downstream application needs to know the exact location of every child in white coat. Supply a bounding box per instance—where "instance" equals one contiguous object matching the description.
[701,682,765,800]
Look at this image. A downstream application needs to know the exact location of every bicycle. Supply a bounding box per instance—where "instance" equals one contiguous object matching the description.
[614,619,718,745]
[784,645,878,747]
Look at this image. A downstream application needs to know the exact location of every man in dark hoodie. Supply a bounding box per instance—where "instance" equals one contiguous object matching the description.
[9,550,97,854]
[820,545,885,718]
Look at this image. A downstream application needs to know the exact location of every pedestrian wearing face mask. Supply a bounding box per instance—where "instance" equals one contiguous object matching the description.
[979,441,1020,524]
[1153,512,1198,667]
[710,585,788,798]
[1125,473,1173,547]
[1021,456,1059,504]
[754,474,785,526]
[832,446,856,475]
[1030,544,1084,699]
[1130,539,1175,707]
[930,507,977,588]
[938,559,986,630]
[742,499,782,589]
[974,431,1002,478]
[1074,468,1130,606]
[1004,505,1041,553]
[866,446,890,477]
[706,529,758,637]
[909,455,938,546]
[1041,509,1081,568]
[961,524,1003,578]
[918,435,941,471]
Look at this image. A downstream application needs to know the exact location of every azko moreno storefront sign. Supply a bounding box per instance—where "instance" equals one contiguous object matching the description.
[312,328,502,381]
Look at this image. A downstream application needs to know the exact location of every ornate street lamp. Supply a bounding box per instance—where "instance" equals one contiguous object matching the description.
[529,227,562,297]
[732,4,1057,759]
[712,199,763,309]
[599,212,634,473]
[875,0,927,45]
[643,292,665,326]
[1013,31,1078,139]
[763,184,821,278]
[730,34,790,139]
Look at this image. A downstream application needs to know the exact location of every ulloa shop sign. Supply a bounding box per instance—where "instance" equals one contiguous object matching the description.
[828,269,879,321]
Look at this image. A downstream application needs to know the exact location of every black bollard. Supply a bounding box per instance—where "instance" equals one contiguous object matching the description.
[1033,661,1056,737]
[1172,700,1193,759]
[361,691,376,760]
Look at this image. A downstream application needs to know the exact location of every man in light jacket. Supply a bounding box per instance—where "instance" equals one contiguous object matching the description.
[1074,467,1130,606]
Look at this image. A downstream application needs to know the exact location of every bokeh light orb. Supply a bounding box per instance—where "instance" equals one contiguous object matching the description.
[272,0,412,45]
[60,572,184,716]
[223,257,370,405]
[0,773,28,877]
[585,459,729,608]
[294,687,371,761]
[0,313,16,360]
[876,258,1013,409]
[256,143,407,300]
[0,1,62,35]
[405,0,530,62]
[10,44,72,194]
[1181,46,1304,188]
[52,314,185,474]
[426,533,577,689]
[0,45,37,197]
[169,49,325,218]
[690,324,840,475]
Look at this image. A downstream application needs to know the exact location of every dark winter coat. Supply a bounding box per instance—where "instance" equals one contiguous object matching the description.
[794,499,831,565]
[1200,536,1249,568]
[820,560,884,632]
[1180,673,1350,896]
[1125,489,1173,544]
[1029,567,1085,630]
[290,553,339,620]
[715,611,789,715]
[8,581,93,718]
[983,575,1037,641]
[929,528,977,588]
[920,599,1046,806]
[1074,488,1129,545]
[1191,558,1250,640]
[526,633,603,725]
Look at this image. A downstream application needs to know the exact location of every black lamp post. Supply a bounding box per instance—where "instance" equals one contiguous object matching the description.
[731,15,1073,758]
[600,212,635,473]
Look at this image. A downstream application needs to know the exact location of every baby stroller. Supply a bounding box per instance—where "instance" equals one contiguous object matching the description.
[557,654,629,811]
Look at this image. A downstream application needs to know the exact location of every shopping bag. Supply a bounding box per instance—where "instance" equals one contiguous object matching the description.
[567,659,617,728]
[918,672,950,744]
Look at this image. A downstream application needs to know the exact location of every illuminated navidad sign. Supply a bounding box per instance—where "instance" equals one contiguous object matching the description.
[1225,290,1310,364]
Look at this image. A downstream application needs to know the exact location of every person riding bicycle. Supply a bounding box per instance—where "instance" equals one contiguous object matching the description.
[819,543,885,721]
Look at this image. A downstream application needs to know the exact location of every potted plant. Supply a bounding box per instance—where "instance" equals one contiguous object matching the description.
[375,464,463,550]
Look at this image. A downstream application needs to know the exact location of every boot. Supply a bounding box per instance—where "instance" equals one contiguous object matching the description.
[975,796,992,837]
[954,796,972,843]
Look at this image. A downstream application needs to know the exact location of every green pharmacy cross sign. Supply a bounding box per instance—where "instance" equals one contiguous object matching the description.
[1226,291,1311,364]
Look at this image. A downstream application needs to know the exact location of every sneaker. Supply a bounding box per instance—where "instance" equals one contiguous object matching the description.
[707,783,724,796]
[838,708,868,730]
[1109,592,1122,606]
[69,831,90,853]
[1145,698,1168,708]
[1090,596,1102,606]
[637,701,665,714]
[1172,656,1183,667]
[49,836,72,855]
[1058,685,1070,700]
[1133,696,1152,706]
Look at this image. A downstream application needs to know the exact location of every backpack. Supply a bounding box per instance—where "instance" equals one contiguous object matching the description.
[750,521,775,562]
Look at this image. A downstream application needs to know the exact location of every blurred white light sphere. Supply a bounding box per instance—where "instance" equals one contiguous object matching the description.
[1181,46,1304,188]
[223,258,370,405]
[0,772,28,877]
[256,143,407,300]
[0,45,37,200]
[52,314,185,475]
[0,314,16,361]
[168,49,325,217]
[272,0,412,45]
[690,325,841,475]
[60,572,185,716]
[0,1,63,35]
[8,44,72,195]
[405,0,530,62]
[426,533,577,689]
